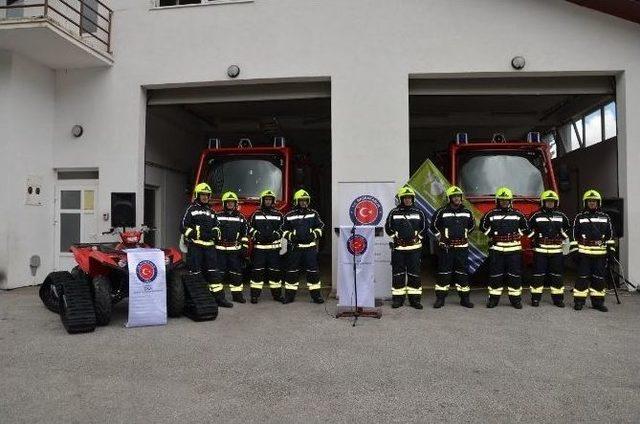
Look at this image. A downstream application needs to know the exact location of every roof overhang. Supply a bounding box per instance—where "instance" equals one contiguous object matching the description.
[566,0,640,24]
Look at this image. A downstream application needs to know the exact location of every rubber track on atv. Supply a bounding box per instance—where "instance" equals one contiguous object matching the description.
[59,278,97,334]
[183,273,218,322]
[39,271,74,314]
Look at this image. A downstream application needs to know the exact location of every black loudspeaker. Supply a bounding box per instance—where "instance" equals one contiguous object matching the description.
[111,192,136,228]
[602,198,623,238]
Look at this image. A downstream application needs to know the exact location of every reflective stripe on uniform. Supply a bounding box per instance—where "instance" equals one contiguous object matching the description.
[192,239,215,247]
[455,284,470,292]
[296,242,317,248]
[488,286,503,296]
[208,283,224,293]
[269,280,282,289]
[395,243,422,251]
[530,286,544,294]
[391,287,406,295]
[490,245,522,252]
[435,284,450,292]
[406,286,423,295]
[573,288,589,298]
[589,288,606,297]
[535,247,563,254]
[550,286,565,295]
[215,245,242,251]
[229,284,244,292]
[313,228,323,238]
[254,243,282,250]
[250,280,263,289]
[508,287,523,296]
[307,282,322,291]
[285,282,300,290]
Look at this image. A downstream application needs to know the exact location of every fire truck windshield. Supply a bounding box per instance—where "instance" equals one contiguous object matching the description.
[458,153,545,198]
[205,157,283,200]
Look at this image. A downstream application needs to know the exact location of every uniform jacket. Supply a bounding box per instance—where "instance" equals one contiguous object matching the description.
[281,206,324,247]
[430,204,475,246]
[385,205,426,249]
[572,209,614,255]
[249,207,284,248]
[216,209,249,250]
[527,207,571,254]
[180,200,220,246]
[480,207,528,252]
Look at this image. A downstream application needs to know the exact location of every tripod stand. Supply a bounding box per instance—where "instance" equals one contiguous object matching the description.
[335,225,382,325]
[606,250,637,305]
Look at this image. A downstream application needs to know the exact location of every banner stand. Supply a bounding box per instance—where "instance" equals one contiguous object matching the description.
[336,225,382,325]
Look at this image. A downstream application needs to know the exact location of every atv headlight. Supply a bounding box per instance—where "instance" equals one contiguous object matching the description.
[117,259,127,268]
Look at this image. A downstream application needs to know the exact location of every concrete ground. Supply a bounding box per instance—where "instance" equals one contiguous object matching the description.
[1,287,640,424]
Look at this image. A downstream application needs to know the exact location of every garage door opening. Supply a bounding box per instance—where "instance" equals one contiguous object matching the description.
[409,75,621,281]
[143,81,332,280]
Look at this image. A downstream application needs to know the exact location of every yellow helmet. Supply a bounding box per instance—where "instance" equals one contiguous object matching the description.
[540,190,559,206]
[293,189,311,204]
[495,187,513,201]
[445,186,464,200]
[194,182,212,196]
[221,191,239,202]
[397,185,416,199]
[260,189,276,205]
[583,189,602,206]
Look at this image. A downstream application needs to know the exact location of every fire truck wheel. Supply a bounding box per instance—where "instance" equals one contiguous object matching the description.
[167,270,185,318]
[92,275,112,326]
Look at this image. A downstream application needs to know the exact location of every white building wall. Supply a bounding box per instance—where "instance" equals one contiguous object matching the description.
[5,0,640,288]
[0,51,55,289]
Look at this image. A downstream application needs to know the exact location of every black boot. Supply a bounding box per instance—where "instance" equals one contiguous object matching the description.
[408,294,423,310]
[310,290,325,304]
[391,295,405,309]
[551,294,565,308]
[250,288,261,304]
[573,299,585,311]
[433,292,446,309]
[591,297,608,312]
[486,295,500,308]
[459,292,474,308]
[232,291,246,304]
[509,295,523,309]
[282,289,297,304]
[215,292,233,308]
[270,288,283,302]
[531,293,542,307]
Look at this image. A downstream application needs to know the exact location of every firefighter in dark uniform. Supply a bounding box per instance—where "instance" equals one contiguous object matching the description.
[571,189,614,312]
[180,183,233,308]
[385,186,426,309]
[430,186,475,309]
[527,190,571,307]
[281,189,325,304]
[248,189,284,304]
[480,187,529,309]
[213,191,249,304]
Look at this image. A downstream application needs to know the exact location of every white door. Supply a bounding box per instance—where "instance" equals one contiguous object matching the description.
[54,182,99,271]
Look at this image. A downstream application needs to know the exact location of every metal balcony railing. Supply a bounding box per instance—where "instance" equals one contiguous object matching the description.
[0,0,113,54]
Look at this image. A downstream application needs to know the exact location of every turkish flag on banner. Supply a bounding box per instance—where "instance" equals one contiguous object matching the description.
[337,226,375,308]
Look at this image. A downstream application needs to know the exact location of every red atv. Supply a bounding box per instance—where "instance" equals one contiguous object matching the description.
[40,227,186,327]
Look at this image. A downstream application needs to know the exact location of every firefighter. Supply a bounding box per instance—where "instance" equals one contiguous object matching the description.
[430,186,475,309]
[281,189,325,304]
[571,189,615,312]
[213,191,249,304]
[248,189,284,304]
[180,183,232,308]
[385,186,426,309]
[527,190,571,307]
[480,187,529,309]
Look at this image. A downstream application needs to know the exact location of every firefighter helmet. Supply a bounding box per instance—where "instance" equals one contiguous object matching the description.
[260,189,276,205]
[446,186,464,200]
[397,186,416,199]
[583,189,602,207]
[293,189,311,204]
[194,182,212,196]
[222,191,239,202]
[495,187,513,202]
[540,190,560,206]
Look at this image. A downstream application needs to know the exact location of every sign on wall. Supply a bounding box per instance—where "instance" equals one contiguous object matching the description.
[337,181,397,299]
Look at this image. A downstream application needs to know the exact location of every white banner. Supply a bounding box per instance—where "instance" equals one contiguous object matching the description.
[337,181,396,299]
[337,226,375,308]
[126,248,167,328]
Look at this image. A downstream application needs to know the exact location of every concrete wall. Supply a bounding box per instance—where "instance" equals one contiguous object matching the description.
[5,0,640,287]
[0,51,55,289]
